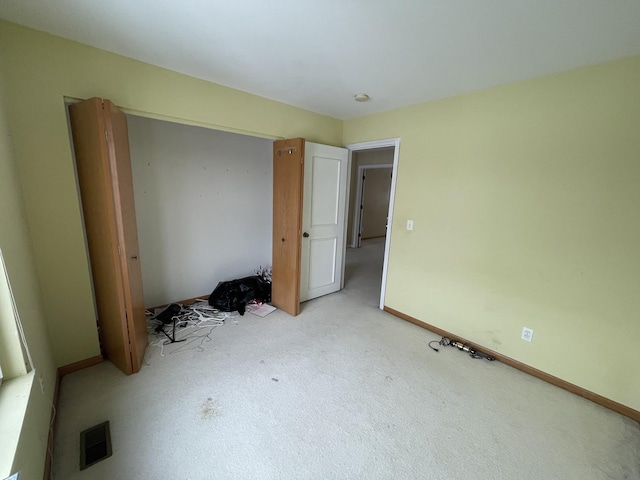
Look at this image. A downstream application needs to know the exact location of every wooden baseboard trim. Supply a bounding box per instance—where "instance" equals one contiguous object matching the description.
[57,355,103,378]
[43,355,103,479]
[147,295,209,311]
[384,306,640,423]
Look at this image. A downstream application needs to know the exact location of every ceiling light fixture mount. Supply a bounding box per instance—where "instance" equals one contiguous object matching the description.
[354,93,370,102]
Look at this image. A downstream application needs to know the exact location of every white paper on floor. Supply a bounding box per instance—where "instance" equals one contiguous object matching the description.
[247,303,277,317]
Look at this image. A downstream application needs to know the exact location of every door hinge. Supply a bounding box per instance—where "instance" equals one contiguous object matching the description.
[104,130,108,142]
[117,244,121,256]
[125,312,133,353]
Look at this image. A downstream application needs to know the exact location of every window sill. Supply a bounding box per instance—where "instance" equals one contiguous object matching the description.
[0,371,35,478]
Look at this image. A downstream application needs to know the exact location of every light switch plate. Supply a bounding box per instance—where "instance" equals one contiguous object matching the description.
[406,219,414,231]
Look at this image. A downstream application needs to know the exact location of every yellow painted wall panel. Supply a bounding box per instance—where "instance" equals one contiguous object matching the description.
[0,21,342,367]
[0,65,56,480]
[344,56,640,411]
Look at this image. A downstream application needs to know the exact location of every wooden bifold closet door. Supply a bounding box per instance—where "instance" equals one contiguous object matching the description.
[272,138,305,316]
[69,97,147,375]
[272,139,348,315]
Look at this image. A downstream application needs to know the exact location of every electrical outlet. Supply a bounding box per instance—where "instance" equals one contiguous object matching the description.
[521,327,533,342]
[406,219,414,231]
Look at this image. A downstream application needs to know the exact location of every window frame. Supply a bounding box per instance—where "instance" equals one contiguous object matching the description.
[0,248,32,382]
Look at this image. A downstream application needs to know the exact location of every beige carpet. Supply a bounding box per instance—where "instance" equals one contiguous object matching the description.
[52,238,640,479]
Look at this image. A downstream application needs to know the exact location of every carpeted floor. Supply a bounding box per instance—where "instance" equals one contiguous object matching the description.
[52,238,640,479]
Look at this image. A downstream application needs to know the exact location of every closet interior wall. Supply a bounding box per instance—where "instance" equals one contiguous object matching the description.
[127,116,273,307]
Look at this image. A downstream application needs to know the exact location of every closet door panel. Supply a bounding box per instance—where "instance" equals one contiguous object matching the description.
[69,98,132,374]
[104,100,148,373]
[272,138,305,316]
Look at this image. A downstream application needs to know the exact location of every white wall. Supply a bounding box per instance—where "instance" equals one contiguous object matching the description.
[128,116,273,307]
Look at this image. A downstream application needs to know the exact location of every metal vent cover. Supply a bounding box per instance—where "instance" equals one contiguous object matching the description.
[79,421,112,470]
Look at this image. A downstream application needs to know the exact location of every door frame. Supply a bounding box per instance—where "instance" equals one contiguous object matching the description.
[352,163,393,248]
[345,138,400,310]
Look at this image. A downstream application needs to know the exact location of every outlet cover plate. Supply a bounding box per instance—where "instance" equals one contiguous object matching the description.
[522,327,533,342]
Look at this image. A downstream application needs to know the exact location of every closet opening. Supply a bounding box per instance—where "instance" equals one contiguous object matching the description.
[66,97,274,373]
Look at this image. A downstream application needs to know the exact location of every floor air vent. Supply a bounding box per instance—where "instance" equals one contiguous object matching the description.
[79,421,112,470]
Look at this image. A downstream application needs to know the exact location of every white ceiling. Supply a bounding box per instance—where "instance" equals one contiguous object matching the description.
[2,1,640,119]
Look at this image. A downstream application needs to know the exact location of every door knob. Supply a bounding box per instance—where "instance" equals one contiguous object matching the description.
[303,232,309,238]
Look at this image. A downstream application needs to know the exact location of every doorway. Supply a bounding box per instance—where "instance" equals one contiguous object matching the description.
[352,164,393,248]
[344,139,400,310]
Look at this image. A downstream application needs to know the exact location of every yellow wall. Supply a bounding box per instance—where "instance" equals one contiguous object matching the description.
[1,26,638,480]
[344,55,640,411]
[0,21,343,367]
[0,64,57,479]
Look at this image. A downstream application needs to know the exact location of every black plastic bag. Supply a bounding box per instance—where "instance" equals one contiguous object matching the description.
[156,303,181,324]
[208,275,271,315]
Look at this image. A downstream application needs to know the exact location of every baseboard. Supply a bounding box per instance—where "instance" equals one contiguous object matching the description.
[57,355,103,378]
[384,306,640,423]
[43,355,104,479]
[147,295,209,311]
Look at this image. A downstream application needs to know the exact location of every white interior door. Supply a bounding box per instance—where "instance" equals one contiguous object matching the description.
[300,142,348,302]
